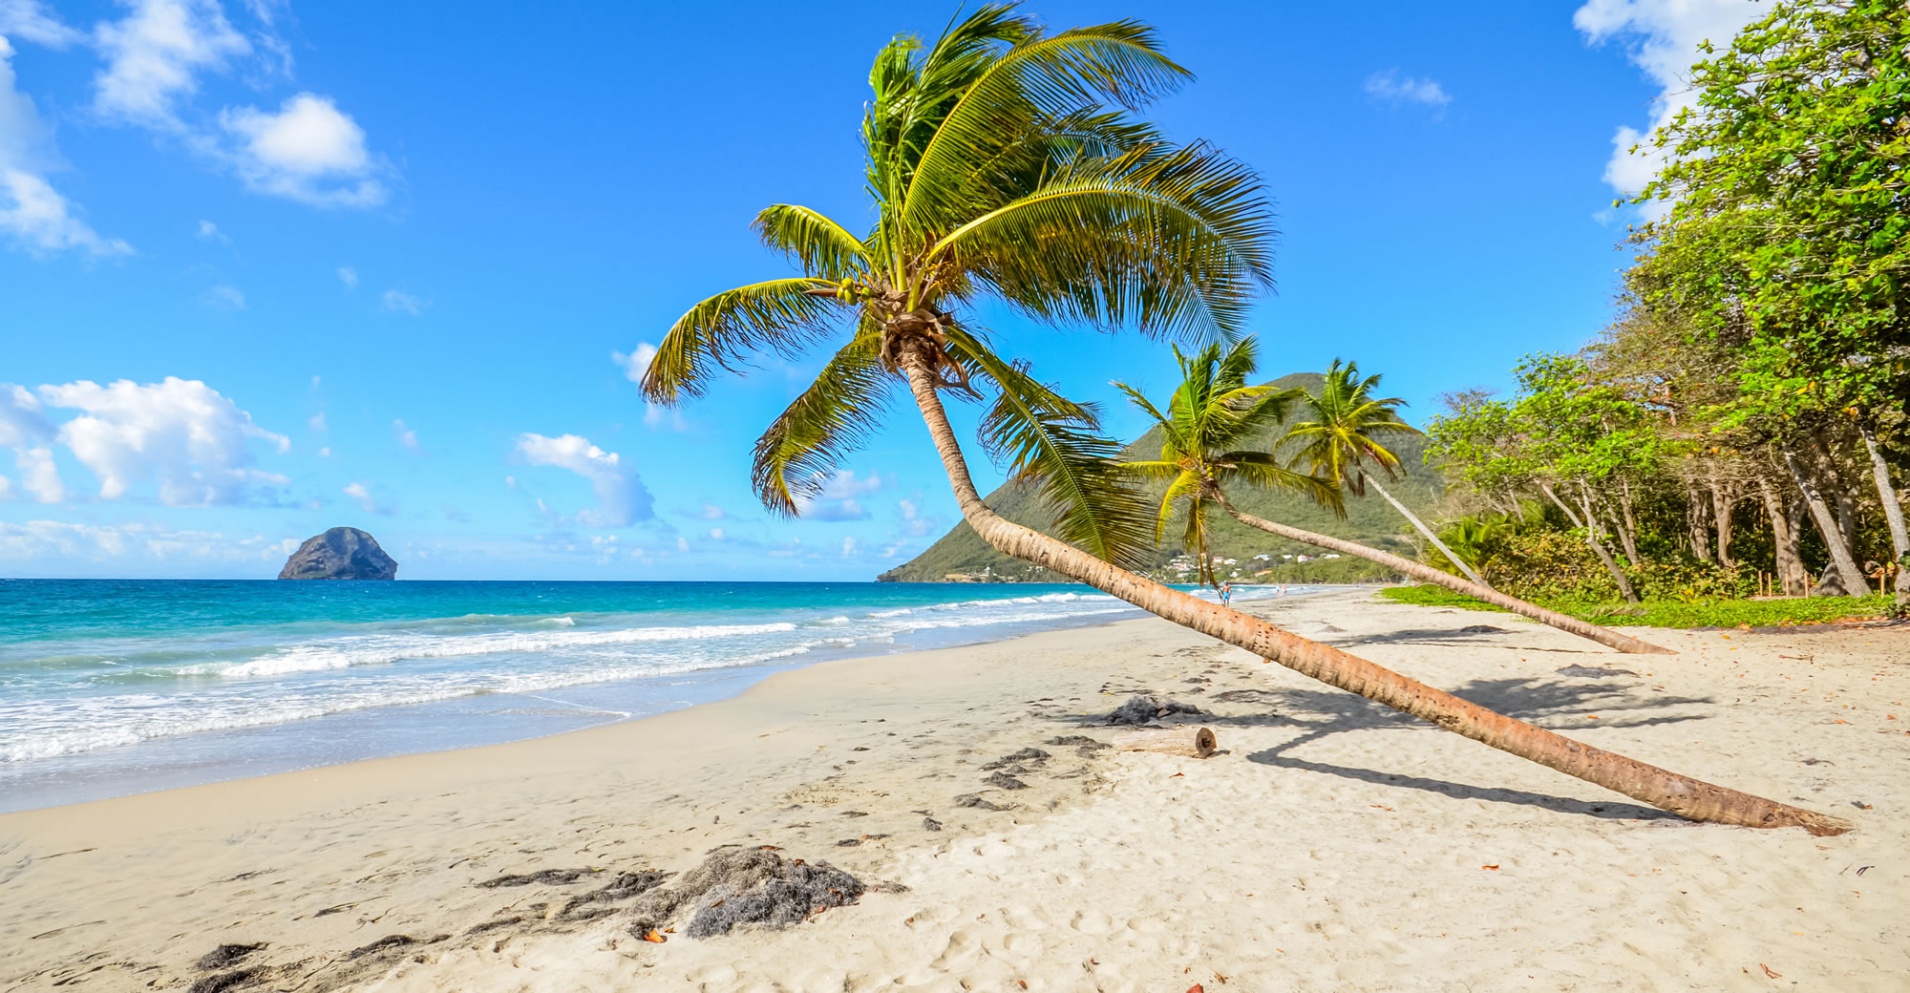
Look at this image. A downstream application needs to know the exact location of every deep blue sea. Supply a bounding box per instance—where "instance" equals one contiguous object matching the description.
[0,579,1312,812]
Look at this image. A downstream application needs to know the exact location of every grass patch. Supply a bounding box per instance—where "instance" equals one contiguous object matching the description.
[1375,585,1896,629]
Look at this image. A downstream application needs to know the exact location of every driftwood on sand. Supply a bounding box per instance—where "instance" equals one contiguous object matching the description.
[1110,726,1218,758]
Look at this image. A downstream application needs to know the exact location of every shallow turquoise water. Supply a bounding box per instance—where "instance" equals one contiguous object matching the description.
[0,579,1309,811]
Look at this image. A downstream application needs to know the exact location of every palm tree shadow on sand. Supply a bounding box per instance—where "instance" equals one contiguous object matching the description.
[1238,677,1716,823]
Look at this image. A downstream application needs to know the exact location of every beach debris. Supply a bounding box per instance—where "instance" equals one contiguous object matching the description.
[1457,625,1507,635]
[981,747,1050,771]
[195,944,264,970]
[836,838,862,846]
[922,816,943,831]
[641,929,667,943]
[346,934,445,960]
[624,847,865,939]
[462,915,524,936]
[477,867,590,888]
[1107,694,1208,725]
[1556,665,1639,679]
[186,969,260,993]
[1760,964,1782,979]
[953,794,1009,811]
[1111,726,1219,758]
[1046,734,1111,755]
[560,869,669,916]
[984,772,1028,790]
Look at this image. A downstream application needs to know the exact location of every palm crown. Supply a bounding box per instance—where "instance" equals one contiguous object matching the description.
[639,4,1274,566]
[1284,358,1416,494]
[1116,338,1339,585]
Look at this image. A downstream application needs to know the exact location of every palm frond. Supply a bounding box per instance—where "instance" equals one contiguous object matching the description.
[754,205,871,280]
[643,278,843,404]
[900,20,1189,233]
[751,330,893,516]
[934,141,1274,340]
[945,328,1155,565]
[1222,452,1346,516]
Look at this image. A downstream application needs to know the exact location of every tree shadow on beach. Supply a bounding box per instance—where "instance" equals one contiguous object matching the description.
[1328,626,1603,654]
[1236,677,1717,823]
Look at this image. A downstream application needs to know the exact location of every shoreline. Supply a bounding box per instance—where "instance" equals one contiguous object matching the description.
[0,583,1326,815]
[3,589,1903,991]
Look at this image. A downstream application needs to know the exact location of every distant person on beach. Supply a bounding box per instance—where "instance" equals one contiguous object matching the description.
[1219,582,1233,607]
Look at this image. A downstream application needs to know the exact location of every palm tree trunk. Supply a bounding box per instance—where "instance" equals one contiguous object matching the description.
[1540,483,1640,603]
[1213,493,1670,654]
[1781,446,1869,595]
[1858,426,1908,605]
[901,357,1845,836]
[1358,472,1489,588]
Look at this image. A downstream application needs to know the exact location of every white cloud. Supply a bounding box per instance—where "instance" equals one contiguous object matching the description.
[336,264,356,288]
[0,383,61,502]
[381,289,423,315]
[709,527,724,540]
[307,411,326,432]
[92,0,250,130]
[220,93,385,207]
[841,535,858,557]
[612,342,658,383]
[1364,69,1451,109]
[676,535,689,552]
[342,480,387,514]
[38,376,289,506]
[515,432,653,528]
[316,445,329,457]
[0,519,301,572]
[0,40,133,258]
[1574,0,1766,199]
[202,283,244,309]
[0,0,84,47]
[698,503,725,520]
[392,418,418,451]
[195,218,227,242]
[796,469,881,521]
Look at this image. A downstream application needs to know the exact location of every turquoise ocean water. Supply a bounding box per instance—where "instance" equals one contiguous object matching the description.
[0,579,1310,812]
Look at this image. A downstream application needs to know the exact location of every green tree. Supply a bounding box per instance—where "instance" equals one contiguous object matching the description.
[1637,0,1909,601]
[1113,338,1336,587]
[643,6,1842,834]
[1119,344,1666,652]
[1286,360,1487,587]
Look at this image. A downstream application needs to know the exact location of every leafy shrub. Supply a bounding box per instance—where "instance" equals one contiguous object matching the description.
[1480,530,1621,602]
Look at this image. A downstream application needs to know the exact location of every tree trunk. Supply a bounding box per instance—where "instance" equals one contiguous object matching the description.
[1359,472,1489,588]
[1541,483,1639,603]
[1686,483,1714,565]
[1784,490,1812,596]
[1214,495,1669,654]
[1782,446,1869,595]
[1616,480,1642,567]
[1758,476,1808,597]
[902,357,1843,835]
[1858,426,1909,604]
[1710,479,1736,570]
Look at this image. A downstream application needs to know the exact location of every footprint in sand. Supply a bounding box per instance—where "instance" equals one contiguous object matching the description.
[932,929,981,969]
[1070,909,1111,934]
[685,963,738,984]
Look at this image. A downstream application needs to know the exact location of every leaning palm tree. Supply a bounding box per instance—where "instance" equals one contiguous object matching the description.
[1126,343,1672,654]
[1287,360,1487,586]
[641,6,1841,834]
[1114,337,1342,586]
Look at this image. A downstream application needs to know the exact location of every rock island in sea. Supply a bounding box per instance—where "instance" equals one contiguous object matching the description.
[278,527,399,580]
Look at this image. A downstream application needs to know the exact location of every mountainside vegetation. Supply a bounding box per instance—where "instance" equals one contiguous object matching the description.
[879,373,1446,583]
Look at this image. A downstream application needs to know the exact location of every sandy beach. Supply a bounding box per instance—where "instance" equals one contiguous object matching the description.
[2,589,1904,992]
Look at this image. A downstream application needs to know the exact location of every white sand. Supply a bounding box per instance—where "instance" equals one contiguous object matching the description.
[2,590,1904,992]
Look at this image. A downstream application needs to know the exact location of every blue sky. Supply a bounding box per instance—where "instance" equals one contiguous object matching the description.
[0,0,1766,580]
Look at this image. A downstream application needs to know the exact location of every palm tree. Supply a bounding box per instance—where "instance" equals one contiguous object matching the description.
[1286,360,1487,585]
[1127,345,1672,654]
[641,7,1842,835]
[1114,338,1340,588]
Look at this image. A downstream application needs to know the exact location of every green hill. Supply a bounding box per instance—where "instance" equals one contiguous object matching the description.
[877,373,1447,584]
